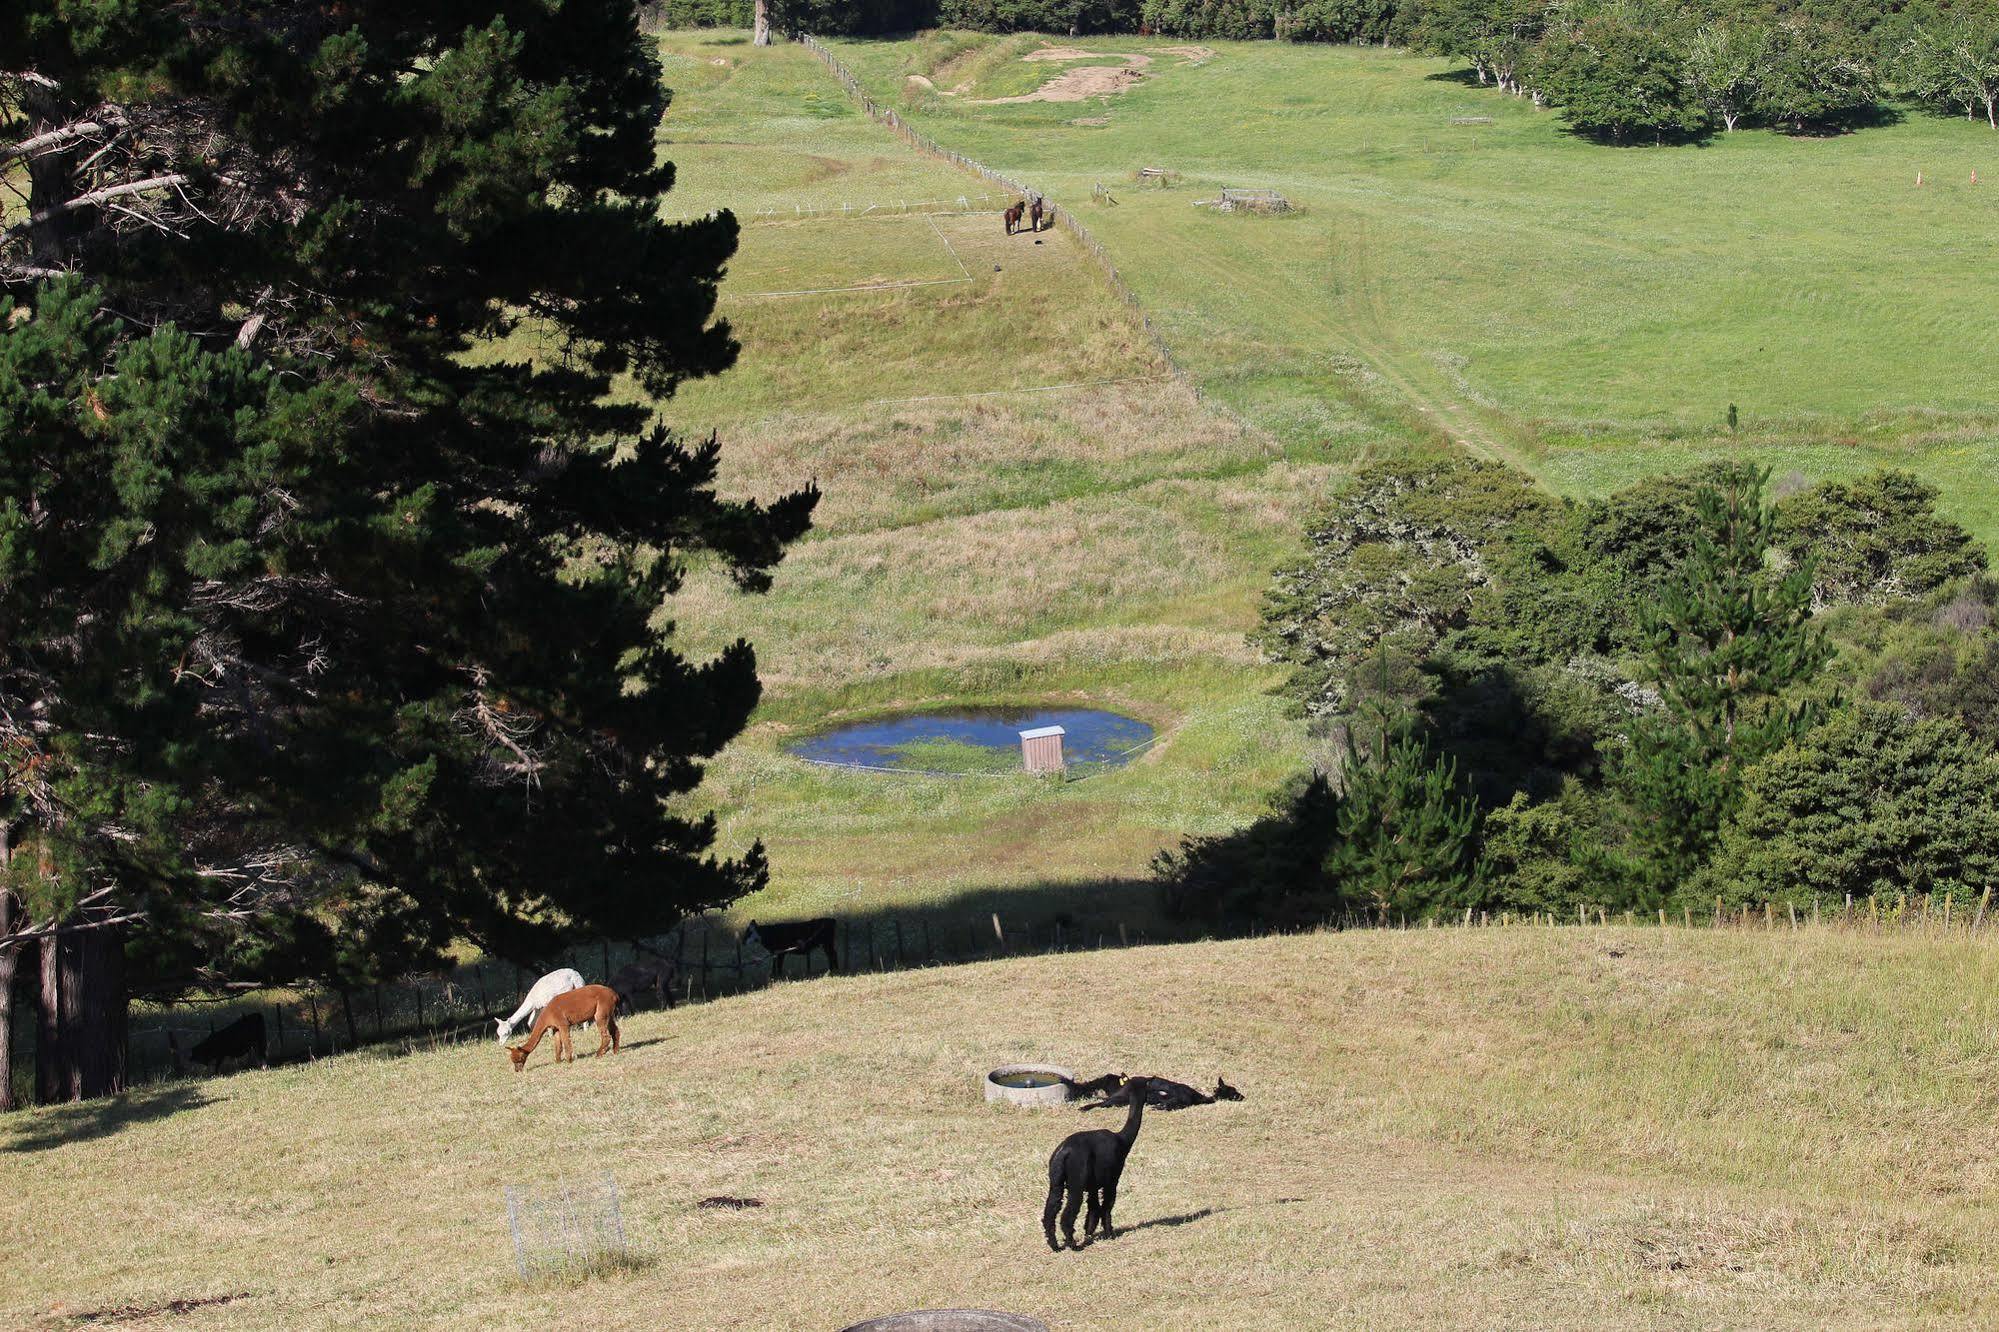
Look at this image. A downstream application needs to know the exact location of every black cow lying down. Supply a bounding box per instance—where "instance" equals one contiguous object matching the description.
[1080,1075,1241,1111]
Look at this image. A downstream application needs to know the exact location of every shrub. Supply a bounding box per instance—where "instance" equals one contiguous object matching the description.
[1772,470,1986,608]
[1699,703,1999,906]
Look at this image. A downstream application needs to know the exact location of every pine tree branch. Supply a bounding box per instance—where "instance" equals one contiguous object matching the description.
[0,117,115,166]
[2,172,191,240]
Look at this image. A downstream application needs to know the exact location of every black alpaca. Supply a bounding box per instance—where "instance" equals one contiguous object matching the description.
[1082,1075,1241,1112]
[743,918,839,979]
[1058,1071,1125,1099]
[1043,1077,1150,1251]
[189,1013,267,1073]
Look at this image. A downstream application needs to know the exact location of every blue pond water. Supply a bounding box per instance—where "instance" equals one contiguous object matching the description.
[791,707,1154,773]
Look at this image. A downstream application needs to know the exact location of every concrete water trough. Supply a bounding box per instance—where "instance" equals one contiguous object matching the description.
[840,1312,1049,1332]
[984,1063,1074,1107]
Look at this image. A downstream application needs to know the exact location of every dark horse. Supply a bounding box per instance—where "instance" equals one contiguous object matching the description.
[1003,200,1026,235]
[1029,196,1046,232]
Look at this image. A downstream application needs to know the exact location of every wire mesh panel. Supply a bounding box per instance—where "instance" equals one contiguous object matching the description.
[504,1173,628,1281]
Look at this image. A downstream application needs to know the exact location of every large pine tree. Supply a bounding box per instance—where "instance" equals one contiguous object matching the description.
[1616,466,1829,901]
[1,2,815,1100]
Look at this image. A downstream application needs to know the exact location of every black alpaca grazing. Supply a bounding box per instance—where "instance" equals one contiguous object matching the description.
[1082,1075,1241,1112]
[743,918,839,978]
[189,1013,267,1073]
[1043,1077,1150,1251]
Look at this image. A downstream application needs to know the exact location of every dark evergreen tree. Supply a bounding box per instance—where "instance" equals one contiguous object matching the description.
[2,2,814,1100]
[1699,703,1999,906]
[1615,466,1831,901]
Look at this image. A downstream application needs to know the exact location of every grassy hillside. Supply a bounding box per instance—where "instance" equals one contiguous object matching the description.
[6,927,1995,1329]
[636,33,1357,926]
[832,36,1999,543]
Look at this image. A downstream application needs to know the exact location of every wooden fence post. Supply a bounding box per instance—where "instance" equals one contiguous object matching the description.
[894,919,905,968]
[1714,896,1723,927]
[307,992,322,1058]
[992,913,1006,953]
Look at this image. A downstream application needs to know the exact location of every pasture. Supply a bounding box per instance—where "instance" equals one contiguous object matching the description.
[830,35,1999,542]
[645,32,1347,927]
[4,927,1995,1329]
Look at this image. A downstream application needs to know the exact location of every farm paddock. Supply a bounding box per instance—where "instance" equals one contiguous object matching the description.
[2,929,1993,1330]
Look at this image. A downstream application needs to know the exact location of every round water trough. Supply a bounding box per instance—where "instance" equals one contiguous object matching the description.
[985,1063,1073,1107]
[840,1312,1048,1332]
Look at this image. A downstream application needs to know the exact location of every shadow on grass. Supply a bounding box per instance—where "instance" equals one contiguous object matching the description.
[3,1080,215,1153]
[1117,1207,1217,1236]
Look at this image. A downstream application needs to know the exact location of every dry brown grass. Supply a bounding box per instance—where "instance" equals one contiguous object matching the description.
[670,465,1329,692]
[7,927,1994,1330]
[700,380,1269,537]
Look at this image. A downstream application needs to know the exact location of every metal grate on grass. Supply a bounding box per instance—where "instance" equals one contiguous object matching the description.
[504,1173,629,1282]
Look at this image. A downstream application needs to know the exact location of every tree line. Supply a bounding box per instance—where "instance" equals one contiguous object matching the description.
[647,0,1999,143]
[1,1,815,1107]
[1155,458,1999,927]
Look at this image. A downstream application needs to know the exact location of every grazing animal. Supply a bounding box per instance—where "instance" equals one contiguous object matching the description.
[1083,1075,1242,1112]
[189,1013,267,1073]
[1003,200,1026,235]
[1058,1071,1126,1100]
[495,966,585,1043]
[506,985,622,1072]
[1044,1077,1151,1251]
[1028,196,1045,232]
[744,918,839,979]
[610,957,678,1011]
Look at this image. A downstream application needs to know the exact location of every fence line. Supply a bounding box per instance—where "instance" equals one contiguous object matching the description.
[747,193,1004,222]
[22,884,1992,1103]
[792,34,1228,418]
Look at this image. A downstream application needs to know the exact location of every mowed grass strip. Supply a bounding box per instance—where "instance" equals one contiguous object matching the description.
[831,35,1999,537]
[5,929,1993,1330]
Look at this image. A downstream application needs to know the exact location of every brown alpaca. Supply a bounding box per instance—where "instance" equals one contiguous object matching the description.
[506,984,621,1072]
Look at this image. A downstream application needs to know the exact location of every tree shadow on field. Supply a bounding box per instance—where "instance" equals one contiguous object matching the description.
[2,1081,214,1154]
[1424,68,1484,87]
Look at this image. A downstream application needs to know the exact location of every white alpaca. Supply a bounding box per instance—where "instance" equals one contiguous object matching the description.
[495,967,586,1043]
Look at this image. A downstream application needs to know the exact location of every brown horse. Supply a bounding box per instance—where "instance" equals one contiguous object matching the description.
[506,984,621,1071]
[1004,200,1026,235]
[1029,196,1045,232]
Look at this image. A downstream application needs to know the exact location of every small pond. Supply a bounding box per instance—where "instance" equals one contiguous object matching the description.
[791,707,1154,774]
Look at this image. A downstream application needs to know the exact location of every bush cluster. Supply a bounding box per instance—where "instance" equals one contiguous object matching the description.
[1157,457,1999,925]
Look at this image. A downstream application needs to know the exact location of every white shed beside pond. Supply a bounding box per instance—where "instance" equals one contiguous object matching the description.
[1018,725,1066,774]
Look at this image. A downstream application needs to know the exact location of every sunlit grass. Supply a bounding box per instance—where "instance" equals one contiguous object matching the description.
[5,928,1994,1329]
[831,35,1999,540]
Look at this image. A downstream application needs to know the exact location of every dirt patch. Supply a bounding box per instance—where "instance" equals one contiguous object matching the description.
[1160,44,1215,63]
[1021,47,1152,65]
[978,52,1152,105]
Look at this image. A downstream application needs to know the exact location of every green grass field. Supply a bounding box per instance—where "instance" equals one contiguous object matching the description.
[644,33,1343,928]
[7,927,1995,1329]
[830,35,1999,542]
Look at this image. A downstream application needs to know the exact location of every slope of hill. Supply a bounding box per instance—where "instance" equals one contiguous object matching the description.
[634,33,1360,928]
[834,35,1999,544]
[5,927,1994,1329]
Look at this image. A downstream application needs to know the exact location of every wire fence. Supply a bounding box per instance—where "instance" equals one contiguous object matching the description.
[12,884,1997,1107]
[794,34,1223,414]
